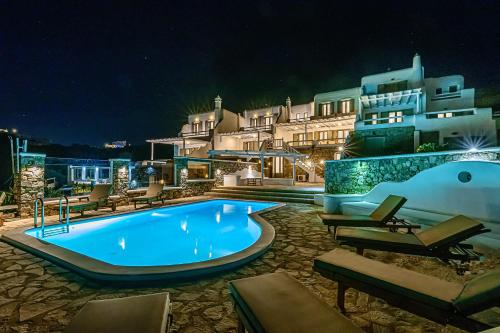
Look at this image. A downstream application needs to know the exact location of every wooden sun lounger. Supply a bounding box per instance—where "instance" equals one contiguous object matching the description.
[335,215,489,270]
[314,248,499,332]
[63,292,172,333]
[229,272,364,333]
[57,184,112,216]
[131,183,165,209]
[319,195,419,236]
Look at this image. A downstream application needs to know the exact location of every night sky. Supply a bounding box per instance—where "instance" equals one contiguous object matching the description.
[2,1,499,146]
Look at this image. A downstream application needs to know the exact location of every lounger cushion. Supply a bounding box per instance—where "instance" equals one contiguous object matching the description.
[415,215,484,248]
[336,227,424,250]
[63,292,171,333]
[370,195,407,222]
[314,249,463,311]
[453,268,500,315]
[229,272,363,333]
[319,213,381,226]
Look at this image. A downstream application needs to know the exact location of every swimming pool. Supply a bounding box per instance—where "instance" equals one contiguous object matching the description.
[3,199,280,282]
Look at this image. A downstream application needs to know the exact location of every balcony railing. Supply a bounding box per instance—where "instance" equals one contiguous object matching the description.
[431,91,461,101]
[243,125,272,131]
[310,111,356,120]
[363,115,404,125]
[287,139,345,148]
[180,130,211,138]
[288,140,314,147]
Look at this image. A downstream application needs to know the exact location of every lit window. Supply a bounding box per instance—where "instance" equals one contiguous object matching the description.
[321,103,331,116]
[304,112,308,119]
[334,152,341,160]
[206,120,215,130]
[340,100,352,113]
[250,118,258,127]
[192,122,200,133]
[389,111,403,123]
[438,113,445,118]
[296,113,302,120]
[371,113,378,125]
[265,116,273,126]
[446,112,453,118]
[319,131,328,140]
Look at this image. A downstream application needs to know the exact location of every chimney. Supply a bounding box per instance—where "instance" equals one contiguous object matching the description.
[214,95,223,122]
[282,97,291,122]
[412,53,424,87]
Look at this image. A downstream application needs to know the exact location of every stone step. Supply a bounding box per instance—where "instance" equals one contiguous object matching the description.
[209,188,316,199]
[219,186,324,195]
[205,192,316,204]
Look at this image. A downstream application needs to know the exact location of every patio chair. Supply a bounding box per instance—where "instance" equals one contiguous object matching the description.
[229,271,364,333]
[131,183,165,209]
[313,248,499,332]
[62,184,112,216]
[63,292,172,333]
[335,215,489,270]
[319,195,418,236]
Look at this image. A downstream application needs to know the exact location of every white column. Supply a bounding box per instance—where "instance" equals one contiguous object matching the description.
[150,142,155,161]
[260,155,265,181]
[357,98,363,121]
[292,157,296,185]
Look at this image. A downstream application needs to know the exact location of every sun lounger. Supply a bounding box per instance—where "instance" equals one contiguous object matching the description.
[228,271,364,333]
[59,184,112,216]
[319,195,418,236]
[314,248,499,332]
[335,215,489,269]
[131,183,165,209]
[63,292,172,333]
[0,192,17,215]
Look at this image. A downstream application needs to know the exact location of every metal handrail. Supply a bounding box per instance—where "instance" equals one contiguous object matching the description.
[58,196,70,227]
[33,197,45,229]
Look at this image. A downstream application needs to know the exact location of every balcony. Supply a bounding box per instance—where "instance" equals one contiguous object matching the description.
[362,115,405,126]
[360,88,422,111]
[242,125,273,132]
[287,139,345,148]
[310,111,356,121]
[431,91,461,101]
[179,130,211,139]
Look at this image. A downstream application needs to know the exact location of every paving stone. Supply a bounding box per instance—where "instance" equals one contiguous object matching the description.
[25,267,45,276]
[203,305,225,321]
[5,264,22,271]
[19,300,69,322]
[0,202,496,332]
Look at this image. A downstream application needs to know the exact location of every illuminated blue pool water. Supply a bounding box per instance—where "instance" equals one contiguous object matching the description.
[25,200,277,267]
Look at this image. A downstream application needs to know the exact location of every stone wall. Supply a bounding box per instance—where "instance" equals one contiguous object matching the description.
[325,148,500,194]
[14,153,46,218]
[110,159,130,196]
[350,126,415,157]
[174,157,254,188]
[212,160,252,186]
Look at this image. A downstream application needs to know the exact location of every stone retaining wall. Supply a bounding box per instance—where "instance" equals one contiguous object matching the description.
[110,159,130,196]
[14,153,46,218]
[325,148,500,194]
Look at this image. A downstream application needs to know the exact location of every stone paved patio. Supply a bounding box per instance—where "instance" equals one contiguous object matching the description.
[0,201,498,332]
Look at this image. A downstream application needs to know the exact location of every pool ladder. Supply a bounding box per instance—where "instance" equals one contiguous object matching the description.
[34,196,70,237]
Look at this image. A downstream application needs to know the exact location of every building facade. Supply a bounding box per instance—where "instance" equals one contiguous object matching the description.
[148,54,497,183]
[352,54,497,155]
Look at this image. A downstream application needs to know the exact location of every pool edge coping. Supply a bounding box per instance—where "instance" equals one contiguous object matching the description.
[0,198,285,282]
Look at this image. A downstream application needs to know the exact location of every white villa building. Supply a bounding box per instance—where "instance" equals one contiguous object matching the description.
[354,54,497,154]
[147,54,497,184]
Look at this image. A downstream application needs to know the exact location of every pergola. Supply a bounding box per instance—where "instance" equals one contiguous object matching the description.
[208,149,306,184]
[146,137,209,160]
